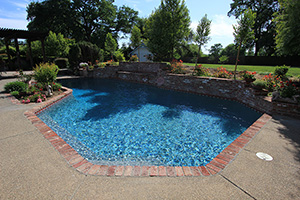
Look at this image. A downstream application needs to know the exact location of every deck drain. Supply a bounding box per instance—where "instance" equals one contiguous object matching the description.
[256,152,273,161]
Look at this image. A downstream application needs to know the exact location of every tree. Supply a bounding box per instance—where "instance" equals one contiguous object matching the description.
[27,0,139,49]
[146,0,190,61]
[209,43,223,61]
[27,0,74,37]
[104,33,117,60]
[45,31,72,57]
[130,26,142,49]
[194,14,211,66]
[233,9,256,80]
[275,0,300,56]
[228,0,279,56]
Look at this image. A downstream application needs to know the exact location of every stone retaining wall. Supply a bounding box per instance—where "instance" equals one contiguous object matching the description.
[80,62,299,118]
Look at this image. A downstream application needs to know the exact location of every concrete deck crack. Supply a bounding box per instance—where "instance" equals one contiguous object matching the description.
[220,174,257,200]
[69,175,87,200]
[0,131,35,141]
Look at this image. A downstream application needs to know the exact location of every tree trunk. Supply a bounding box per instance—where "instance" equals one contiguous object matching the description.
[234,42,242,80]
[195,45,201,67]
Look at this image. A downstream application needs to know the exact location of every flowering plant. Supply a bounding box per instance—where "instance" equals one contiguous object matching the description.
[193,64,209,76]
[274,80,298,98]
[170,59,186,74]
[214,67,232,78]
[263,73,280,92]
[242,71,257,81]
[129,55,139,62]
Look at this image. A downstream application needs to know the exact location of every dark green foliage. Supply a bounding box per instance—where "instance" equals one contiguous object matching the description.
[10,91,20,97]
[228,0,279,56]
[54,58,69,69]
[274,66,289,78]
[275,0,300,56]
[52,82,62,91]
[68,44,81,70]
[4,81,28,93]
[146,0,191,61]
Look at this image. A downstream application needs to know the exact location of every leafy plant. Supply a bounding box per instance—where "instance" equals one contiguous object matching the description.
[274,65,289,79]
[193,64,209,76]
[52,82,62,91]
[263,73,280,92]
[4,81,28,93]
[275,80,298,98]
[219,55,229,64]
[114,50,125,62]
[34,63,59,86]
[54,58,69,69]
[10,91,19,97]
[252,80,266,89]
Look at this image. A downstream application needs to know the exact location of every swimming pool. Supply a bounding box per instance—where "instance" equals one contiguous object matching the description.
[38,78,261,167]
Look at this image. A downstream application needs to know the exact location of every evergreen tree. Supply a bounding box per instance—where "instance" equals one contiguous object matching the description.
[146,0,190,61]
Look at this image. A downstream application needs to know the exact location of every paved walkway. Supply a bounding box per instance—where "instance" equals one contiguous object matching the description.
[1,78,300,199]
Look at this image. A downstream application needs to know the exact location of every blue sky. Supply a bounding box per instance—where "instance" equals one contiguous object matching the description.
[0,0,237,53]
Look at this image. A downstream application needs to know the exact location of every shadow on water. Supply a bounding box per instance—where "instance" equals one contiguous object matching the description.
[59,78,261,132]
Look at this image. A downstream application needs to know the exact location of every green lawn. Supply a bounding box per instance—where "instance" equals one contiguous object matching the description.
[183,63,300,77]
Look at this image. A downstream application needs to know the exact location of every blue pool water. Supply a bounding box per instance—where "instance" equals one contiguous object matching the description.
[38,78,261,166]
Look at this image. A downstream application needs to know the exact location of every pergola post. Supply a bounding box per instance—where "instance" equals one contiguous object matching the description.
[5,39,12,69]
[14,38,21,69]
[27,39,34,68]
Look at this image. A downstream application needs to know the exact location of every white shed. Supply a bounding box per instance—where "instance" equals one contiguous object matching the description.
[129,43,153,62]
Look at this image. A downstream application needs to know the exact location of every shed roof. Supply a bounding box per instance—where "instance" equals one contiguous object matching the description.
[129,42,152,55]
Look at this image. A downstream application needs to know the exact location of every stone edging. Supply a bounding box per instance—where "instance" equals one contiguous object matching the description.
[20,85,272,177]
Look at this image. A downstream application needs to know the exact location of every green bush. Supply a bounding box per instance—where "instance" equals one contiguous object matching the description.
[54,58,69,69]
[253,80,266,88]
[34,63,59,86]
[4,81,28,93]
[10,91,19,97]
[274,65,289,78]
[68,44,81,70]
[52,82,62,91]
[114,50,125,62]
[219,55,229,64]
[29,93,41,102]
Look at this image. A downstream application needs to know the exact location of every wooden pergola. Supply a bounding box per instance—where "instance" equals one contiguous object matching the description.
[0,28,48,68]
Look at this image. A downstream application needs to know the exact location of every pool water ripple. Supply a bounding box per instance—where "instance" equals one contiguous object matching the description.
[38,78,261,166]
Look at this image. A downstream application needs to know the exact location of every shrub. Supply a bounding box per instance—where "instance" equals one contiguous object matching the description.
[54,58,69,69]
[219,55,229,64]
[4,81,27,93]
[114,50,125,62]
[193,64,209,76]
[274,65,289,79]
[275,80,298,98]
[68,44,81,70]
[34,63,59,86]
[10,91,19,97]
[253,80,266,89]
[263,73,280,92]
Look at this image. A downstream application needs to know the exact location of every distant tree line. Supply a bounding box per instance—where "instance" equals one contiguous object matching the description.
[1,0,299,71]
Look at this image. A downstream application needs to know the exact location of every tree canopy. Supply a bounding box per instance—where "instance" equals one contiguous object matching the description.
[228,0,279,56]
[146,0,190,61]
[275,0,300,56]
[26,0,139,49]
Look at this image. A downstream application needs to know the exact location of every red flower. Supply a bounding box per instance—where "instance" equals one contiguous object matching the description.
[273,85,276,87]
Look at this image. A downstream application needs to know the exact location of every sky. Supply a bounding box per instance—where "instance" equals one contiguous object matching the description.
[0,0,237,53]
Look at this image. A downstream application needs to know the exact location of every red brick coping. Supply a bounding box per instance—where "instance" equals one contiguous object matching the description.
[20,86,272,177]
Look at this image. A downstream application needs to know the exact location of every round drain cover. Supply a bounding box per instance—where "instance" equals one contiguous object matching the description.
[256,152,273,161]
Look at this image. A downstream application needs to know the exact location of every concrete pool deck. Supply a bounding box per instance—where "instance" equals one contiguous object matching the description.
[1,77,300,199]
